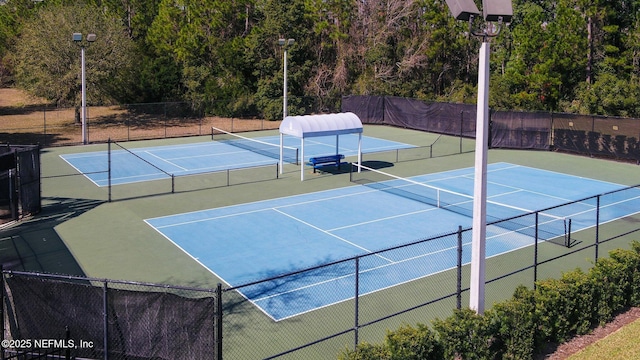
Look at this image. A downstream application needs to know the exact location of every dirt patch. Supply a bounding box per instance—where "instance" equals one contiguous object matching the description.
[536,307,640,359]
[0,88,49,107]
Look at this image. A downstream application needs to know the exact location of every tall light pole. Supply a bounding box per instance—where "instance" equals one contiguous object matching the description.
[445,0,512,314]
[73,32,97,145]
[278,38,295,120]
[278,38,294,175]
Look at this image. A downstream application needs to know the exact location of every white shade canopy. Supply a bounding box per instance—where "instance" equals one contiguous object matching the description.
[279,113,363,180]
[280,112,363,138]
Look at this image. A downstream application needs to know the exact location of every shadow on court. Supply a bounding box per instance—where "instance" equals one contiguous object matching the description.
[0,197,104,275]
[309,160,395,176]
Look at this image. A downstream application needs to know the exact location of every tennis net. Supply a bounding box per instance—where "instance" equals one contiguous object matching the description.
[211,126,299,165]
[350,163,572,247]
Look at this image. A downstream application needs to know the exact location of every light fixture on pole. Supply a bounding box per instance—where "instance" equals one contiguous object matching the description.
[278,38,294,175]
[444,0,512,314]
[73,32,97,145]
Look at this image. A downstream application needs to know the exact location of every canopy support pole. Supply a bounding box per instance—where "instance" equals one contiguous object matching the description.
[358,133,362,172]
[279,133,284,174]
[300,138,305,181]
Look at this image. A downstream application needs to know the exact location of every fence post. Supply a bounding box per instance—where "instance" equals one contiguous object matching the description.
[108,139,112,203]
[103,281,109,360]
[353,257,360,350]
[1,264,4,360]
[215,283,223,360]
[595,195,601,262]
[534,212,539,290]
[43,108,47,147]
[459,111,464,154]
[457,226,462,310]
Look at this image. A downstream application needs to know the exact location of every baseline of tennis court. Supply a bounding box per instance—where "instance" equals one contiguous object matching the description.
[145,162,640,321]
[59,134,414,186]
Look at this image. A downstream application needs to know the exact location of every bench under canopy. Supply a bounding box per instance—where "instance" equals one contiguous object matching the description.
[279,112,363,180]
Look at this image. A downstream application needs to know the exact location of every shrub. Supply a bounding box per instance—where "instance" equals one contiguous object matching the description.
[433,308,497,360]
[385,324,443,360]
[488,285,540,359]
[337,241,640,360]
[338,342,390,360]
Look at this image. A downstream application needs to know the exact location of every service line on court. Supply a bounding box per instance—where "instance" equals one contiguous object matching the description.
[271,208,395,263]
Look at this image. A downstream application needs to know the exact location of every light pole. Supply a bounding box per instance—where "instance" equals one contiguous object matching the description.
[73,32,97,145]
[445,0,512,314]
[278,38,294,175]
[278,38,295,120]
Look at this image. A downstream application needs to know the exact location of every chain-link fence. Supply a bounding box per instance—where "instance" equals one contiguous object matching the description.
[3,185,638,360]
[1,273,221,360]
[0,102,282,147]
[218,184,640,359]
[3,96,639,163]
[0,145,40,227]
[342,95,640,163]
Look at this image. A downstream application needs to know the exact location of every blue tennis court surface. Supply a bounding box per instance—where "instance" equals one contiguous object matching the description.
[60,134,413,186]
[145,163,640,320]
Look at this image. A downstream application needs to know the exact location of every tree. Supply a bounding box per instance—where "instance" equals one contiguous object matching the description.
[13,3,136,106]
[246,0,314,119]
[0,0,45,86]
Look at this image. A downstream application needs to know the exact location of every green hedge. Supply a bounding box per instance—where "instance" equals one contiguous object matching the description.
[338,241,640,360]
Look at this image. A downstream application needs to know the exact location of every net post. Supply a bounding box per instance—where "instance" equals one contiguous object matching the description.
[566,218,572,247]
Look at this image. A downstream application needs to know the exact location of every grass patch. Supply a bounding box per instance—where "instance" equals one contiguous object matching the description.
[569,319,640,360]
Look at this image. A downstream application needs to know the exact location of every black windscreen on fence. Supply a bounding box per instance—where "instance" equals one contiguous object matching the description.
[341,95,385,124]
[342,95,640,162]
[16,146,40,216]
[3,274,216,360]
[343,95,476,137]
[553,113,640,161]
[0,145,40,225]
[491,110,551,149]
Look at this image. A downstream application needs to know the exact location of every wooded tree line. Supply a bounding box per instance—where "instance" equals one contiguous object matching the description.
[1,0,640,120]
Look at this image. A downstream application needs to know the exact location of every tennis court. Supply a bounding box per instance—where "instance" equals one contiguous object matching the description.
[59,132,414,186]
[145,162,640,321]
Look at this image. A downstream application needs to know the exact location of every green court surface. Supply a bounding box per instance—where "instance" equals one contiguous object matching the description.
[8,125,640,359]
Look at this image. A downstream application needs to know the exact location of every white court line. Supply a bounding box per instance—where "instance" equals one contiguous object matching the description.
[145,150,189,171]
[457,163,577,204]
[271,208,394,263]
[328,207,439,231]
